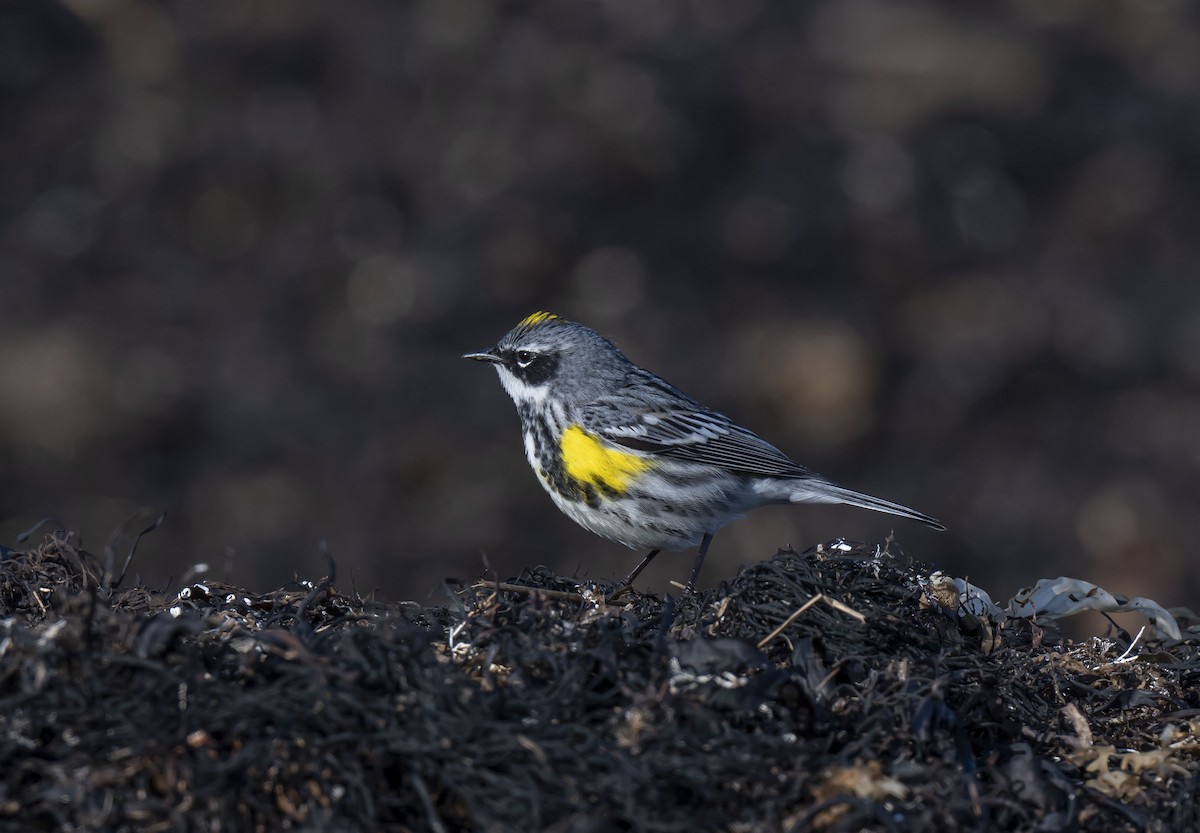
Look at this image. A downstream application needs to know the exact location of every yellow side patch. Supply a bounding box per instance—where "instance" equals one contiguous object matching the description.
[560,425,652,495]
[517,310,562,328]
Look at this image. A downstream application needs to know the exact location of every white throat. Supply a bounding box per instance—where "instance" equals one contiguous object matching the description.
[495,366,550,406]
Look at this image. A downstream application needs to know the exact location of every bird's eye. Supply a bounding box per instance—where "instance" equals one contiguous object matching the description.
[515,350,536,368]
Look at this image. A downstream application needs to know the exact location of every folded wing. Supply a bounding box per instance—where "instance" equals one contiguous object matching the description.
[580,384,813,478]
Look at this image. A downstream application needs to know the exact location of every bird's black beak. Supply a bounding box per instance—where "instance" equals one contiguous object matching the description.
[463,348,503,364]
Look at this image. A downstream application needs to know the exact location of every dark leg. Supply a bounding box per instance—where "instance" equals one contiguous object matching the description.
[607,549,660,601]
[687,532,713,591]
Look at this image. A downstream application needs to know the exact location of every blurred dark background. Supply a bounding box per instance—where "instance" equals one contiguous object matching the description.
[2,0,1198,607]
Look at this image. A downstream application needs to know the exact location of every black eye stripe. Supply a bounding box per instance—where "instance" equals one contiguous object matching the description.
[506,350,559,385]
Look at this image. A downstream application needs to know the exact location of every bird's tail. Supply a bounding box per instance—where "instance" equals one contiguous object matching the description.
[787,480,946,530]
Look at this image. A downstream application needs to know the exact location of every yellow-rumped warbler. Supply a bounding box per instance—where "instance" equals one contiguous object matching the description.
[465,311,944,592]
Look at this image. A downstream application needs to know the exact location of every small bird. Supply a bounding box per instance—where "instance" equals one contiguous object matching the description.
[465,311,943,594]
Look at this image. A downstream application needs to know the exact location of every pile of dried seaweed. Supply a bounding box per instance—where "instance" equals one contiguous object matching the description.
[0,533,1197,832]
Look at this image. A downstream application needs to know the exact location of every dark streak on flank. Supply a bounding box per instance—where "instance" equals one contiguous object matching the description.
[517,407,598,506]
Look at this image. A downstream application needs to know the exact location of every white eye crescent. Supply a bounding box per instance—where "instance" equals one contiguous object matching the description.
[515,350,536,368]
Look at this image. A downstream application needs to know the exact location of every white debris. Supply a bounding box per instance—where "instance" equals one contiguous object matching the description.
[1006,576,1181,641]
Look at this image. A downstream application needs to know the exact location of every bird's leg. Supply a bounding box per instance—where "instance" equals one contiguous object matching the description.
[607,549,660,601]
[686,532,713,591]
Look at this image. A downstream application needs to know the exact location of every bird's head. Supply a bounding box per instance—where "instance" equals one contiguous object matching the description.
[464,311,627,409]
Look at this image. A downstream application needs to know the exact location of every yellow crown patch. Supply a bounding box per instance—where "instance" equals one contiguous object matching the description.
[517,310,562,329]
